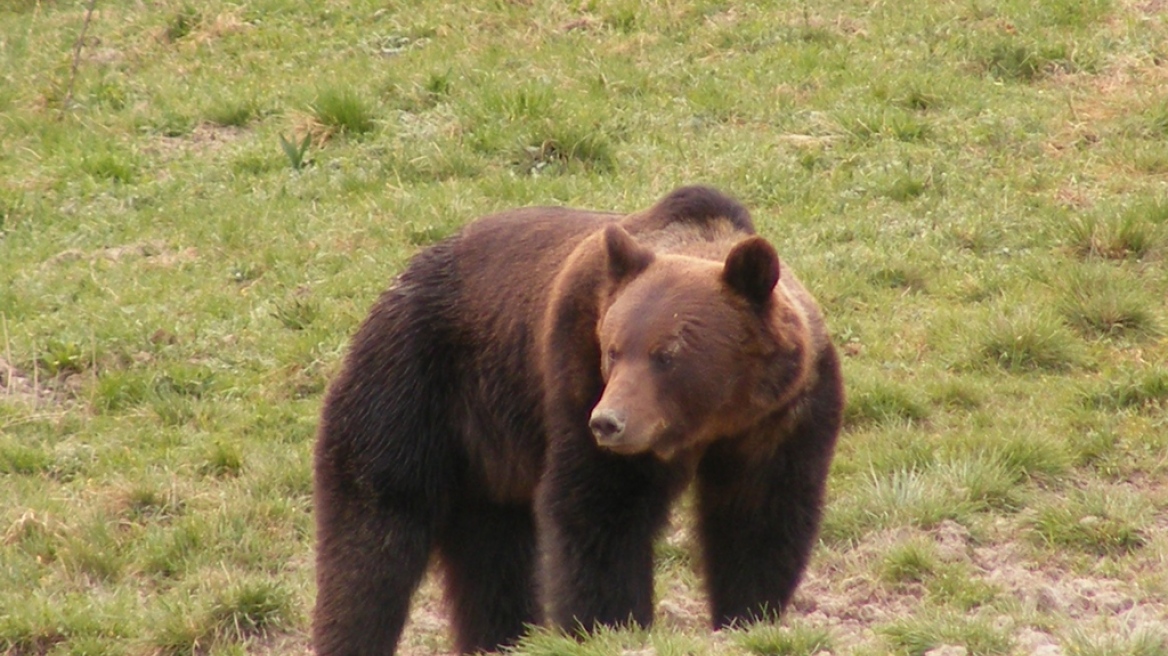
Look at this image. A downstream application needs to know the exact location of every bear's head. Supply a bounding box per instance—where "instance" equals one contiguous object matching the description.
[589,224,813,460]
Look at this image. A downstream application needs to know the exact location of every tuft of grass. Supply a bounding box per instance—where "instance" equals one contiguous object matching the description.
[1122,99,1168,140]
[845,381,930,428]
[1058,267,1159,339]
[80,149,137,184]
[206,98,260,128]
[840,107,932,143]
[201,440,243,478]
[1084,369,1168,413]
[880,541,937,585]
[975,307,1083,373]
[603,6,639,33]
[870,266,929,292]
[733,623,834,656]
[205,579,296,642]
[141,522,204,579]
[93,369,154,413]
[977,39,1050,82]
[150,579,293,655]
[1065,213,1161,260]
[926,379,985,411]
[926,567,1000,611]
[165,5,201,42]
[0,440,53,475]
[1040,0,1113,28]
[980,430,1071,481]
[972,36,1090,82]
[1029,486,1150,556]
[883,175,930,202]
[938,454,1026,511]
[896,86,943,112]
[311,88,376,135]
[120,485,184,522]
[1066,625,1168,656]
[821,469,974,545]
[509,624,651,655]
[880,612,1013,656]
[514,125,617,175]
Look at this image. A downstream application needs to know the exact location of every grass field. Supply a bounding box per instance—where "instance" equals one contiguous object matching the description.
[2,1,1167,654]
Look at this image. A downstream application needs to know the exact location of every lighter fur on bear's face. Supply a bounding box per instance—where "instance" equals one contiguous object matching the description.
[593,256,777,460]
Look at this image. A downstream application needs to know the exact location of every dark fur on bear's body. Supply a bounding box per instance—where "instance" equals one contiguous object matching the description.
[313,186,844,656]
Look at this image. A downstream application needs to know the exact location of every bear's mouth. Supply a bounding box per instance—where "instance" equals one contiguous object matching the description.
[649,427,688,461]
[593,418,671,457]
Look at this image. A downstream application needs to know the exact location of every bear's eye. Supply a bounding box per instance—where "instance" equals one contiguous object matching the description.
[606,348,618,367]
[650,350,674,370]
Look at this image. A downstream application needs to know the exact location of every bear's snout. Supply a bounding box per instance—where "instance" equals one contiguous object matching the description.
[589,409,626,445]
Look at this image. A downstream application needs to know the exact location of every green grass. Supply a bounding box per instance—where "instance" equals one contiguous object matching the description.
[733,623,834,656]
[880,612,1014,656]
[2,0,1167,654]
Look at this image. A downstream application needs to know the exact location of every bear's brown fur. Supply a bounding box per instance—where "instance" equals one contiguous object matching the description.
[312,186,843,656]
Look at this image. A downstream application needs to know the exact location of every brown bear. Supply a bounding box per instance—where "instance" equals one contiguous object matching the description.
[312,186,844,656]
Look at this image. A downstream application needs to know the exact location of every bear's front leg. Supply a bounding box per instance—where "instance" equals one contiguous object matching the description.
[695,351,843,628]
[535,442,676,633]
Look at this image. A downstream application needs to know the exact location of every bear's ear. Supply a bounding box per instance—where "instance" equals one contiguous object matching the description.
[723,236,780,304]
[603,224,654,282]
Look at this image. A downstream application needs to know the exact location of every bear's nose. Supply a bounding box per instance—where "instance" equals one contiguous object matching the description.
[589,409,626,444]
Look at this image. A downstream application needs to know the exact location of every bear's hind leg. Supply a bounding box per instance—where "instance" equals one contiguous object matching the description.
[313,484,432,656]
[438,501,539,654]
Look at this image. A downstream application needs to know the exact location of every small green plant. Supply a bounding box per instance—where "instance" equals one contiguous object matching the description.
[40,338,86,376]
[424,69,453,97]
[278,132,312,171]
[272,297,319,331]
